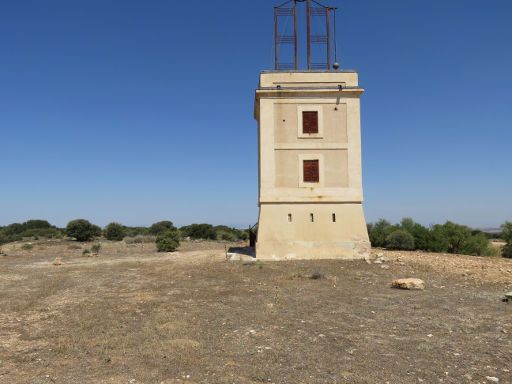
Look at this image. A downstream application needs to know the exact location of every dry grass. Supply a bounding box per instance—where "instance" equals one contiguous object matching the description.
[0,240,511,383]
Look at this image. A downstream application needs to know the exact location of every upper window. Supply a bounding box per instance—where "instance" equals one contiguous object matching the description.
[302,111,319,134]
[303,159,319,183]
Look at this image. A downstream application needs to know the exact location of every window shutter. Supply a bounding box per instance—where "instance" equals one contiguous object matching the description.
[302,111,318,134]
[303,160,319,183]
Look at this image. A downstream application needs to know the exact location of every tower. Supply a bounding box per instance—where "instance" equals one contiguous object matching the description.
[253,0,370,260]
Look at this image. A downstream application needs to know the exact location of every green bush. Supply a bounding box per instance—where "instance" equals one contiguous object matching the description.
[21,243,34,251]
[66,219,101,242]
[104,222,125,241]
[156,230,180,252]
[368,219,398,248]
[461,233,494,256]
[91,243,101,253]
[400,218,431,250]
[385,229,415,250]
[502,243,512,258]
[0,220,61,243]
[124,235,156,244]
[24,220,52,230]
[124,226,149,237]
[501,222,512,243]
[180,223,216,240]
[0,233,9,245]
[214,225,249,241]
[19,228,62,239]
[149,221,176,236]
[428,222,472,254]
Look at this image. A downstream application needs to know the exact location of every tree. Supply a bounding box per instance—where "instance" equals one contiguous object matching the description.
[501,222,512,243]
[180,223,217,240]
[385,230,415,250]
[501,222,512,258]
[400,218,431,251]
[149,221,176,236]
[156,230,180,252]
[502,244,512,258]
[24,220,52,230]
[429,221,472,254]
[66,219,101,242]
[461,233,492,256]
[368,219,397,248]
[104,222,126,241]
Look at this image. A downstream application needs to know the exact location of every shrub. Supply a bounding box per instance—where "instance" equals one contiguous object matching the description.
[21,243,34,251]
[214,226,249,241]
[2,223,25,237]
[124,226,149,237]
[502,243,512,258]
[368,219,398,248]
[24,220,52,230]
[428,222,472,254]
[19,228,62,239]
[501,222,512,243]
[180,223,216,240]
[149,221,176,236]
[400,218,431,251]
[461,233,493,256]
[91,243,101,254]
[385,230,415,250]
[0,233,8,245]
[156,230,180,252]
[124,235,156,244]
[66,219,101,242]
[82,248,91,255]
[104,222,125,241]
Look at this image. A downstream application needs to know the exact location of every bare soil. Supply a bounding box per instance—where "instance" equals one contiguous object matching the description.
[0,239,511,384]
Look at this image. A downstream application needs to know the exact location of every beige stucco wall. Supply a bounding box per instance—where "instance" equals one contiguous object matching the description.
[275,149,348,188]
[257,203,370,260]
[274,103,348,144]
[254,71,370,260]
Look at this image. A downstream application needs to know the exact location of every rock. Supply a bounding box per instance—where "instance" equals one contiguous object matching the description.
[391,278,425,290]
[373,259,383,264]
[53,257,62,266]
[381,265,390,270]
[486,377,499,383]
[502,292,512,302]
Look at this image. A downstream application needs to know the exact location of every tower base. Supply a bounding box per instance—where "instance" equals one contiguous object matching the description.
[256,203,370,261]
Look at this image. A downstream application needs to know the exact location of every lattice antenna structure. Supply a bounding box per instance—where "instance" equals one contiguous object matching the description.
[274,0,298,70]
[274,0,339,71]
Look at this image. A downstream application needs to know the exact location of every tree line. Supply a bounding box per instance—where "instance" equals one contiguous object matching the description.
[0,219,249,252]
[367,218,512,258]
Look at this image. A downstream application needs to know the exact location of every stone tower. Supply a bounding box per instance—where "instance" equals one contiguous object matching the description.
[253,71,370,260]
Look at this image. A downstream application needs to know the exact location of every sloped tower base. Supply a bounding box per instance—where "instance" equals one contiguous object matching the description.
[256,203,370,260]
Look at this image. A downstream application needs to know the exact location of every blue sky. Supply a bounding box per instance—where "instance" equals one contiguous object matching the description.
[1,0,511,229]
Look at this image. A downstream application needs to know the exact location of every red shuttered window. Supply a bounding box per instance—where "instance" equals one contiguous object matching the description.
[302,111,319,134]
[303,159,319,183]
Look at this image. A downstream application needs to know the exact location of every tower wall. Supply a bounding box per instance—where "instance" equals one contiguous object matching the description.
[254,71,370,260]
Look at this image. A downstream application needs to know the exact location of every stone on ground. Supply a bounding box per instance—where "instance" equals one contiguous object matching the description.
[391,278,425,290]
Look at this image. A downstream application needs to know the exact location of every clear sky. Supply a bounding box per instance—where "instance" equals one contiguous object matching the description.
[1,0,511,229]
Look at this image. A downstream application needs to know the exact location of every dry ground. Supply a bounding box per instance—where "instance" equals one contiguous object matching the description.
[0,239,511,384]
